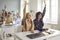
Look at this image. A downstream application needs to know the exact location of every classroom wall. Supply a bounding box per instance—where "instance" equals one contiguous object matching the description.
[0,0,20,12]
[56,0,60,30]
[58,0,60,26]
[29,0,37,12]
[29,0,37,20]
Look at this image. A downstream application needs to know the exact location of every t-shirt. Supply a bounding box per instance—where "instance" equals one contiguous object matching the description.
[15,17,22,25]
[5,16,12,24]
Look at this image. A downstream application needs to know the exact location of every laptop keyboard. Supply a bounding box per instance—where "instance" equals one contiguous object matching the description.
[26,33,45,39]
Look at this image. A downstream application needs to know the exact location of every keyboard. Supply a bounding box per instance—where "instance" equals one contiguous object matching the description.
[26,33,45,39]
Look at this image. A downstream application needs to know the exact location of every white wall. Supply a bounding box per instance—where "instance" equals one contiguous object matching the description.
[58,0,60,25]
[0,0,20,12]
[56,0,60,30]
[29,0,37,20]
[29,0,37,12]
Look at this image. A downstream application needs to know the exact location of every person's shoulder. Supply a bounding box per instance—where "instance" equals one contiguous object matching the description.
[33,19,37,21]
[33,19,38,23]
[22,18,26,22]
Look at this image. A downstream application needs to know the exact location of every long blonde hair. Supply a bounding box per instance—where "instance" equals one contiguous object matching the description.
[26,13,31,19]
[22,13,34,31]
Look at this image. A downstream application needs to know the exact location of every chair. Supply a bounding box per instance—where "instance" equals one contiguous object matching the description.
[0,28,4,40]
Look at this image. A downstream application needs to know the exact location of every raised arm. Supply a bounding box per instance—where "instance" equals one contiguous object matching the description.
[23,1,27,19]
[22,1,27,31]
[42,0,46,18]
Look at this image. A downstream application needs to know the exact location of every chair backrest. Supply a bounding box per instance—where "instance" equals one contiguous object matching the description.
[0,13,3,25]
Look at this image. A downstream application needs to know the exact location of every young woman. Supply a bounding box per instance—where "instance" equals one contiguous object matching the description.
[34,2,47,31]
[22,13,34,33]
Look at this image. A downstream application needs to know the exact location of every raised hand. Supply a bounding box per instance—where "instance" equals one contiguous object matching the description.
[23,1,27,19]
[44,0,46,7]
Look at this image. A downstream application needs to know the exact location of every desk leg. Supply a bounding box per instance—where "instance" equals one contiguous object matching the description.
[14,35,17,40]
[14,35,22,40]
[4,33,7,40]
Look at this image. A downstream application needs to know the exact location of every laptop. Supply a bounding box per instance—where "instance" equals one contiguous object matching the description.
[26,33,45,39]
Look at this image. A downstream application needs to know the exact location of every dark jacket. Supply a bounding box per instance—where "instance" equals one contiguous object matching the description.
[34,7,46,31]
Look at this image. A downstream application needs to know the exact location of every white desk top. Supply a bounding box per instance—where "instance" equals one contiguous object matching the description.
[15,29,60,40]
[1,24,20,27]
[1,24,20,33]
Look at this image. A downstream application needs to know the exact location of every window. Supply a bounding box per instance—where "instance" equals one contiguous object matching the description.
[37,0,42,12]
[20,0,24,18]
[26,0,30,12]
[51,0,58,24]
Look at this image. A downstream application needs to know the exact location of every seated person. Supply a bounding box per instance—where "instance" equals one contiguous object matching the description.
[22,13,34,33]
[0,13,4,25]
[5,12,12,24]
[15,12,22,24]
[2,5,8,18]
[13,13,16,20]
[34,2,48,31]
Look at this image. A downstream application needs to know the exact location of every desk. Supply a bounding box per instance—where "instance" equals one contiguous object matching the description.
[1,24,21,40]
[14,29,60,40]
[0,27,4,40]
